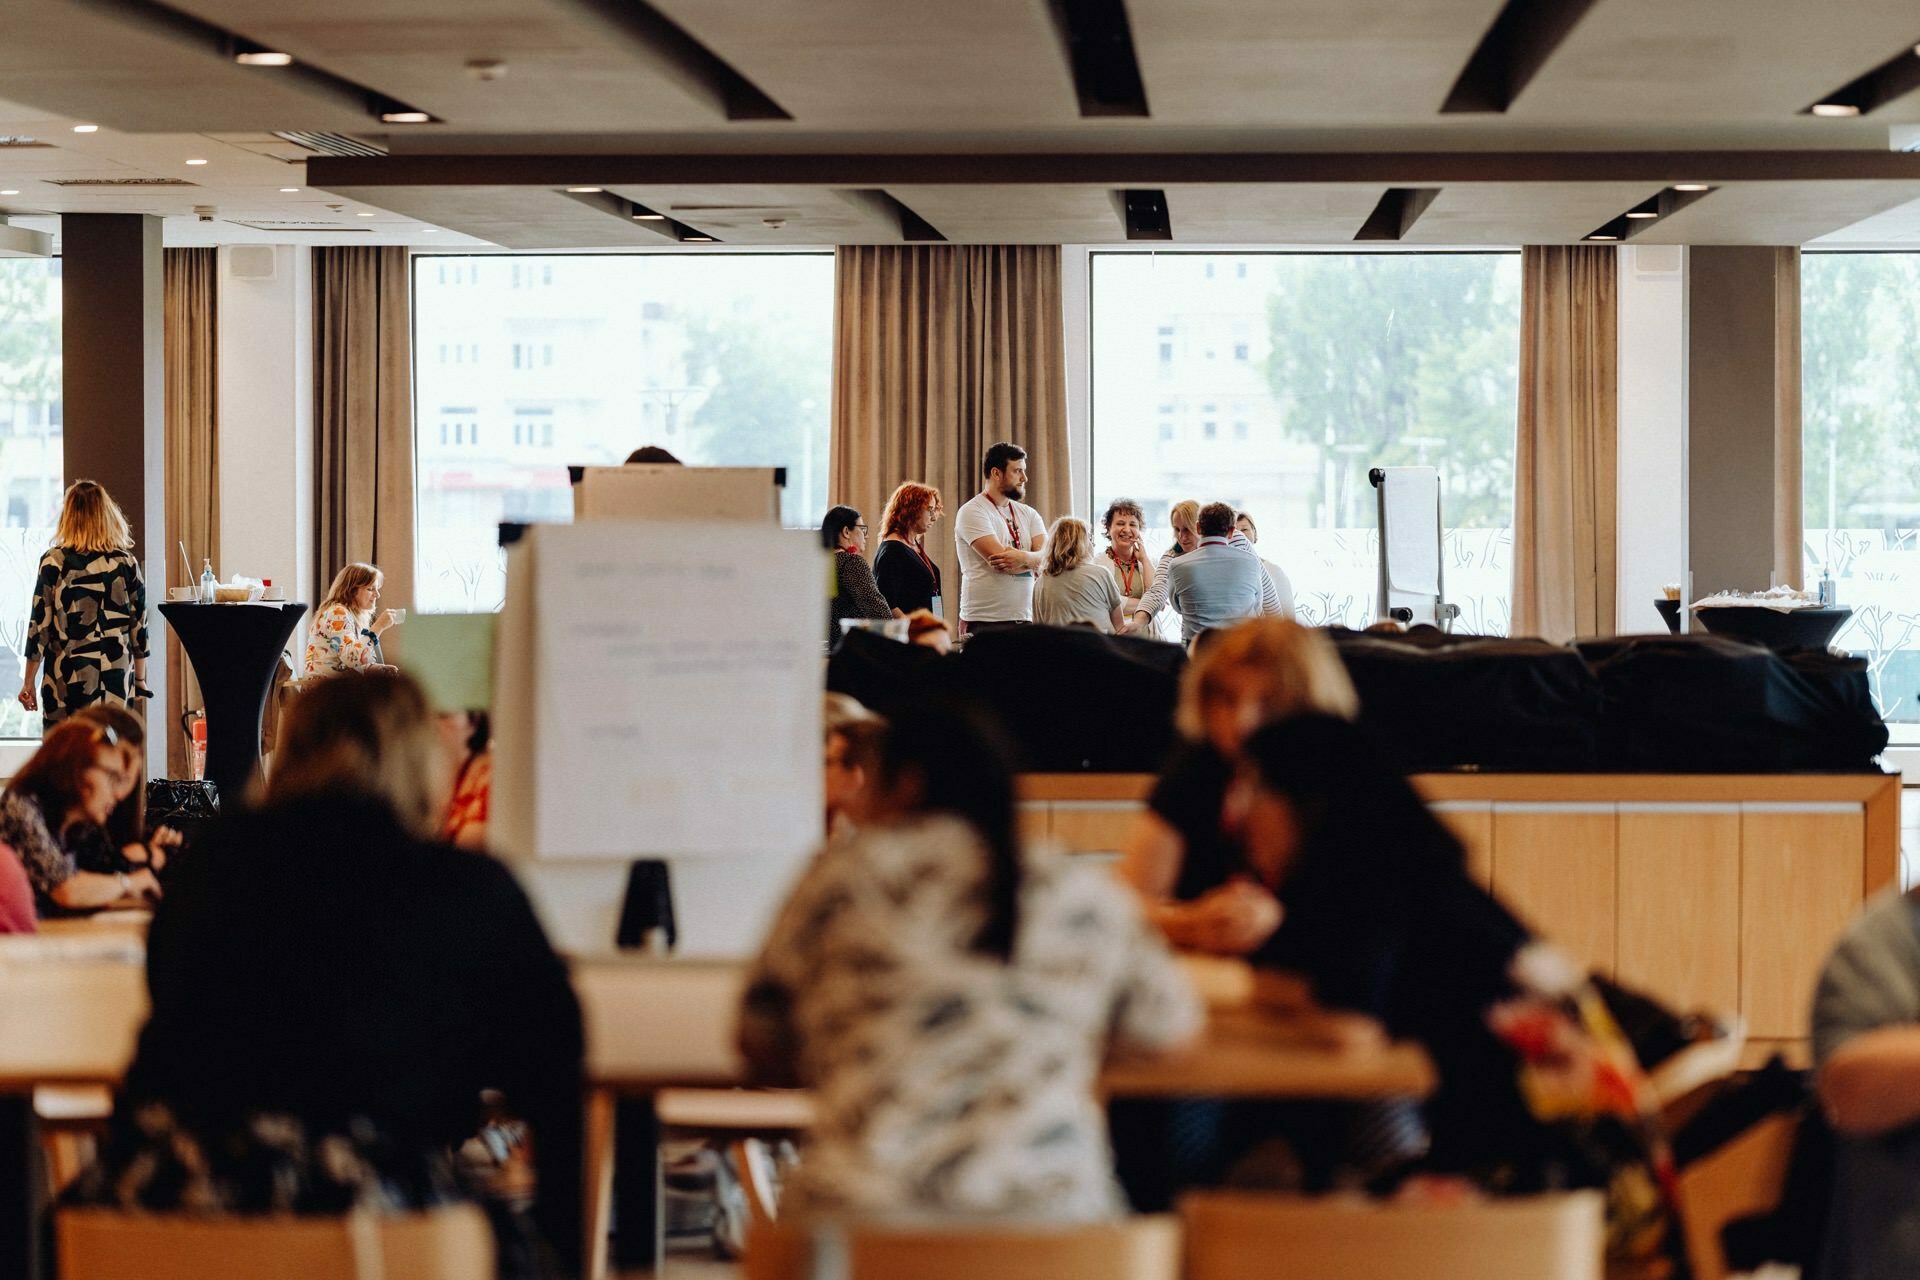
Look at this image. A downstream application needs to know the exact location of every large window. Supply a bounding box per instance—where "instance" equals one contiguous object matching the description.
[1091,251,1520,635]
[1803,251,1920,723]
[412,252,834,613]
[0,258,62,740]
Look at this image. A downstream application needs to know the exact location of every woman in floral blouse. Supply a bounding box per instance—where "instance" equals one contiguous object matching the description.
[17,480,149,732]
[305,562,399,677]
[739,705,1201,1219]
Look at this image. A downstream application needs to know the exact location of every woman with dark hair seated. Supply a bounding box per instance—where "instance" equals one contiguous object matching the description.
[1,719,162,913]
[739,703,1200,1218]
[71,703,182,875]
[822,504,891,644]
[1235,715,1687,1275]
[69,672,584,1279]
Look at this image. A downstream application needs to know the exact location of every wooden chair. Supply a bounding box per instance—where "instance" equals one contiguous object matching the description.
[35,1085,113,1193]
[1677,1110,1801,1280]
[1181,1190,1605,1280]
[55,1204,494,1280]
[655,1087,817,1228]
[744,1214,1180,1280]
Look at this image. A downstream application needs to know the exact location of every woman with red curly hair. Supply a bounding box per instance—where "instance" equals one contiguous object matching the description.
[872,481,945,619]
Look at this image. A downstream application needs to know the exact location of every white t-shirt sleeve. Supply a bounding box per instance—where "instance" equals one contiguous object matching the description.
[955,497,1000,553]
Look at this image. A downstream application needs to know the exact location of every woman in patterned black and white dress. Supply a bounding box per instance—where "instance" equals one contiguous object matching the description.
[17,480,150,733]
[739,705,1202,1219]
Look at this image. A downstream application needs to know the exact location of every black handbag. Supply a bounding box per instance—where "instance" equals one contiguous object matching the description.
[145,777,220,846]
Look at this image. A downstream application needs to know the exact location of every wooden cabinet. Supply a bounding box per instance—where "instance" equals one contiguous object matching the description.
[1616,807,1741,1018]
[1491,805,1617,978]
[1020,771,1900,1057]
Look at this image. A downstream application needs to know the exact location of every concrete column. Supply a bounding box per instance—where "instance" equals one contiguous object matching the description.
[61,214,166,776]
[1686,246,1798,617]
[217,245,314,621]
[1616,244,1688,633]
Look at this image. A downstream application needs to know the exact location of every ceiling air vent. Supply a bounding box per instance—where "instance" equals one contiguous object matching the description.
[272,132,387,158]
[46,177,196,187]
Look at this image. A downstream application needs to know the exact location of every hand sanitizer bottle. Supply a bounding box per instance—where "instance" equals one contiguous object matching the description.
[1819,566,1837,608]
[199,558,218,604]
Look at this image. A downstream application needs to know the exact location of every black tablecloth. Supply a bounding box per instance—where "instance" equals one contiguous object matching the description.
[159,602,307,801]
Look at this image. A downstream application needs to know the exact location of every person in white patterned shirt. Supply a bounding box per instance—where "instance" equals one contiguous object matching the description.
[738,704,1201,1219]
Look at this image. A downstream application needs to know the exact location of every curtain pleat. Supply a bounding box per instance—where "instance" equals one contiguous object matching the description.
[163,247,218,777]
[830,245,1069,623]
[1773,248,1804,590]
[312,246,415,655]
[1512,245,1618,643]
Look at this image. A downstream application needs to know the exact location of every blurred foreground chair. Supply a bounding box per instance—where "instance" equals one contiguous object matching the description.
[1182,1190,1604,1280]
[744,1214,1179,1280]
[56,1204,493,1280]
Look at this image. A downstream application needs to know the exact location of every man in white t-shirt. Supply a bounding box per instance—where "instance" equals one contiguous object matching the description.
[953,441,1048,632]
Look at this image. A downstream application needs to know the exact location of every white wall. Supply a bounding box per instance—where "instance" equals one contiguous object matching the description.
[1615,244,1688,633]
[216,245,314,657]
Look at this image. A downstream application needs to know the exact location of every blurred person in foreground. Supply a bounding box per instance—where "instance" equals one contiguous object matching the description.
[740,704,1200,1218]
[69,672,583,1279]
[1234,715,1687,1277]
[1117,618,1357,957]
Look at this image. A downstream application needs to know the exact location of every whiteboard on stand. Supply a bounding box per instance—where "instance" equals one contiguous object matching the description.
[491,521,824,862]
[1372,466,1446,624]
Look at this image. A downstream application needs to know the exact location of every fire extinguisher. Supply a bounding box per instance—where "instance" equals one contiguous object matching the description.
[181,709,207,781]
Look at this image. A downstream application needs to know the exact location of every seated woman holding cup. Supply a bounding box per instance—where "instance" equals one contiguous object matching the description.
[305,562,400,677]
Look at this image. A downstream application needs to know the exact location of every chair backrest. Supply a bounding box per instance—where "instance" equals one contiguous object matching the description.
[744,1215,1180,1280]
[1678,1109,1802,1280]
[56,1205,494,1280]
[1181,1191,1604,1280]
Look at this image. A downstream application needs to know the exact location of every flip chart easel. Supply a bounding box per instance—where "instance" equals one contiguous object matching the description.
[1370,466,1459,628]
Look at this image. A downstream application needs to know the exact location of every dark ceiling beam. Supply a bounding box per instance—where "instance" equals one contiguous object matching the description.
[311,151,1920,189]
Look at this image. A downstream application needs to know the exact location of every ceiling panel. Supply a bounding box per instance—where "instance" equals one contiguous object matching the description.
[606,185,898,243]
[651,0,1080,128]
[172,0,727,131]
[318,183,698,248]
[1129,0,1508,124]
[1401,183,1661,243]
[1517,1,1920,122]
[0,0,373,133]
[884,186,1126,243]
[1166,184,1389,241]
[1633,181,1920,245]
[1813,194,1920,244]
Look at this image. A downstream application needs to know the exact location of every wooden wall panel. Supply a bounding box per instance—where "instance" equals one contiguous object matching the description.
[1047,804,1138,856]
[1616,809,1741,1017]
[1491,807,1618,977]
[1432,803,1494,892]
[1741,807,1865,1038]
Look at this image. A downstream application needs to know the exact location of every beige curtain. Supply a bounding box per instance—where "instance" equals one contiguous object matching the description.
[1773,248,1803,589]
[1512,245,1618,643]
[163,248,218,777]
[313,247,415,632]
[830,246,1069,622]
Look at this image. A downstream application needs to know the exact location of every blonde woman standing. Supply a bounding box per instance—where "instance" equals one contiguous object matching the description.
[1033,517,1126,633]
[17,480,150,732]
[305,562,400,677]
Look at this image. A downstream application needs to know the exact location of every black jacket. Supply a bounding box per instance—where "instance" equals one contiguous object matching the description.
[121,792,585,1273]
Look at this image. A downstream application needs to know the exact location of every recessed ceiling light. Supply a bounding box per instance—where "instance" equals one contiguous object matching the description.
[565,186,603,193]
[279,187,300,193]
[632,212,666,221]
[1625,210,1658,219]
[0,189,17,196]
[185,158,208,166]
[685,235,715,243]
[234,50,293,67]
[1672,183,1711,192]
[421,229,439,234]
[379,110,433,124]
[1586,234,1620,241]
[357,211,375,217]
[72,124,98,133]
[1811,102,1862,118]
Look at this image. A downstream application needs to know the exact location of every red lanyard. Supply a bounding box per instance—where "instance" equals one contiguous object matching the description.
[1113,552,1139,597]
[999,503,1021,550]
[912,540,937,579]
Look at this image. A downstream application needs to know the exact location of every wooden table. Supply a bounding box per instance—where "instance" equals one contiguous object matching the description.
[0,949,1432,1280]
